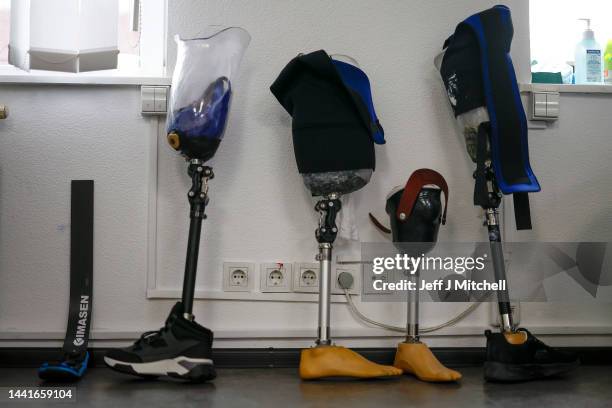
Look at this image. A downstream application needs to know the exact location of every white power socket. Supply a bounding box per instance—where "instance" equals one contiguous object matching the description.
[332,264,361,295]
[362,267,393,295]
[293,263,320,293]
[260,263,293,293]
[223,262,255,292]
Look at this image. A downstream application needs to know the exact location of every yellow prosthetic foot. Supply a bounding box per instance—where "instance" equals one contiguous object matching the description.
[394,342,462,382]
[300,346,403,380]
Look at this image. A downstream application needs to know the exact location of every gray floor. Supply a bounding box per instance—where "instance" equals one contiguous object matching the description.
[0,366,609,407]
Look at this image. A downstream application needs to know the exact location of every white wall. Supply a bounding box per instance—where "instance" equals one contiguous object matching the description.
[0,0,610,349]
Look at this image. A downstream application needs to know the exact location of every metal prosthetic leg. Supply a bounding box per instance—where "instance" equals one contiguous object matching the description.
[181,159,214,320]
[486,207,514,333]
[299,194,402,380]
[478,163,514,333]
[405,267,420,343]
[314,194,341,345]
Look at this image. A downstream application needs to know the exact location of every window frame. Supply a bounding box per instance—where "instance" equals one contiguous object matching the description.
[0,0,168,85]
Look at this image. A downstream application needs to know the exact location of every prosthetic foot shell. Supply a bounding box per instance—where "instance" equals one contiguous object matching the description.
[484,329,579,382]
[394,342,462,382]
[300,346,402,380]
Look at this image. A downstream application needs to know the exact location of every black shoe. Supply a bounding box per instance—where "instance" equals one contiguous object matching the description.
[104,302,216,382]
[484,329,579,382]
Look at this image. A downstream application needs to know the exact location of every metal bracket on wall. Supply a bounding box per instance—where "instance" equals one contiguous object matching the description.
[0,104,8,119]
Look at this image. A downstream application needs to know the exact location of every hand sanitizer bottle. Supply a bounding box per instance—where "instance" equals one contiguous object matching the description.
[604,40,612,84]
[575,18,603,84]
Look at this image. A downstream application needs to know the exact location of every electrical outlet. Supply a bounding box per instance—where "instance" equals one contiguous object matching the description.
[260,263,293,293]
[223,262,255,292]
[490,301,521,328]
[362,267,393,295]
[332,264,361,295]
[293,263,320,293]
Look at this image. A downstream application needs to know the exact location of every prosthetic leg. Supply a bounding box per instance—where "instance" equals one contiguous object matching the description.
[477,146,579,382]
[105,27,250,382]
[271,50,400,380]
[300,194,402,380]
[438,5,578,382]
[181,161,214,319]
[372,169,461,382]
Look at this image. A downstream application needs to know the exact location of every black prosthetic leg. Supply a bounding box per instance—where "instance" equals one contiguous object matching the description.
[372,170,461,382]
[181,160,214,320]
[476,136,579,382]
[104,160,217,382]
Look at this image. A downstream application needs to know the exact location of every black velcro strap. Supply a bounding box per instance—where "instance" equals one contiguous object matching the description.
[473,123,490,208]
[513,192,532,231]
[63,181,94,355]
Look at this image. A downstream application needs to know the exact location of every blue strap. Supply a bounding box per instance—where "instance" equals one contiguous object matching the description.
[332,60,386,145]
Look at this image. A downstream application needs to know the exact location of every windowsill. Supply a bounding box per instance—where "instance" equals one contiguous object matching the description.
[520,83,612,94]
[0,65,170,86]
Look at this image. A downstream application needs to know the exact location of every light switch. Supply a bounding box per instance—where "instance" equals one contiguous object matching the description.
[141,86,156,114]
[531,91,560,121]
[154,86,168,113]
[141,85,170,115]
[533,93,547,118]
[546,92,560,118]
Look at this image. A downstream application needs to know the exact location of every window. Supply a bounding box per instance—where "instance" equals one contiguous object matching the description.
[530,0,612,84]
[0,0,8,64]
[0,0,166,79]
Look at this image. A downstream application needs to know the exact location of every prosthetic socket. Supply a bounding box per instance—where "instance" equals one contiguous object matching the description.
[438,5,539,230]
[372,169,461,382]
[167,28,251,162]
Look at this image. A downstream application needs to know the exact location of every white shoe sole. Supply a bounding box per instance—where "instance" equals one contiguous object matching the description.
[104,355,215,379]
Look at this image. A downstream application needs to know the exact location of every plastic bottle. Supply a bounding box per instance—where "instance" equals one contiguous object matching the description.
[604,40,612,84]
[574,19,603,84]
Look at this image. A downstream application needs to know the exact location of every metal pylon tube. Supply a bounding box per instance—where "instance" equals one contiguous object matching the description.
[317,243,333,345]
[486,208,514,333]
[406,267,420,342]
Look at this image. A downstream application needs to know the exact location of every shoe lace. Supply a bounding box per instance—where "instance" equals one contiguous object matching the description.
[136,325,170,346]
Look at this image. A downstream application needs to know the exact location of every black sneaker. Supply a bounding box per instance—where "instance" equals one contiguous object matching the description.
[104,302,216,382]
[484,329,579,382]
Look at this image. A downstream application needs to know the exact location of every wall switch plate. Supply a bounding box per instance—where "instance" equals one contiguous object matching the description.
[293,263,320,293]
[260,263,293,293]
[223,262,255,292]
[141,85,169,115]
[531,91,560,121]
